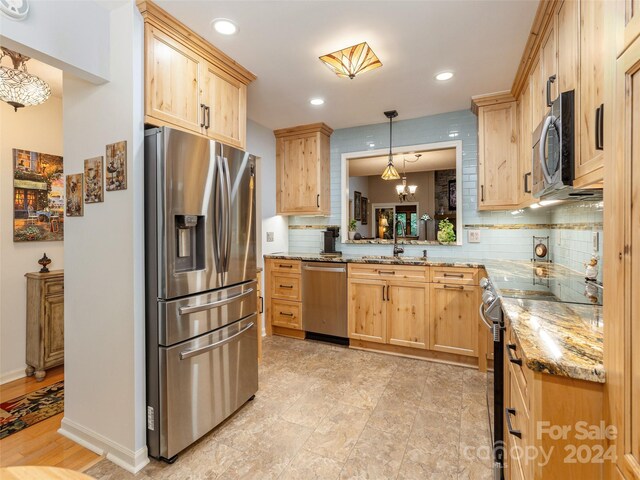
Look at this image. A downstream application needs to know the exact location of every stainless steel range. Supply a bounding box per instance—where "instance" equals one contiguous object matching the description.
[144,127,258,462]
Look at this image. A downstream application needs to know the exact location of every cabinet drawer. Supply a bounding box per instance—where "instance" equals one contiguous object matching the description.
[348,264,429,282]
[507,328,530,412]
[269,259,301,273]
[271,300,302,330]
[270,273,301,301]
[430,267,478,285]
[44,280,64,296]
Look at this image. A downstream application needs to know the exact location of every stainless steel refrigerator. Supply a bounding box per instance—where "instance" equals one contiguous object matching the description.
[144,126,258,462]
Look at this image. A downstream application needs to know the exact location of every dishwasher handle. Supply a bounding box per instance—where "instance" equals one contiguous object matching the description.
[302,265,346,273]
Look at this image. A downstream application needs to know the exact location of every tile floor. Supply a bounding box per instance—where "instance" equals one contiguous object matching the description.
[87,336,492,479]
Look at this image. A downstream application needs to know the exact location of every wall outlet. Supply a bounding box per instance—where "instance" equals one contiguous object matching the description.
[266,232,274,243]
[468,229,481,243]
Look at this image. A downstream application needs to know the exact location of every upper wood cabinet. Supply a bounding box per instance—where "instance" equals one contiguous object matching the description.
[518,80,533,206]
[529,58,545,129]
[615,0,640,55]
[540,21,558,107]
[274,123,333,216]
[138,0,255,150]
[477,100,519,210]
[576,0,605,185]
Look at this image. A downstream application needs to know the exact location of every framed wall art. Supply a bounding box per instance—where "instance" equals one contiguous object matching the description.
[361,196,368,225]
[84,156,104,203]
[354,191,361,220]
[66,174,84,217]
[448,179,457,211]
[106,140,127,191]
[12,149,64,242]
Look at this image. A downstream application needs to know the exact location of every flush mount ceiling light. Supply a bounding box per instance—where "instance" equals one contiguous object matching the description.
[319,42,382,80]
[310,98,324,106]
[0,47,51,112]
[211,18,237,35]
[435,71,454,81]
[381,110,400,180]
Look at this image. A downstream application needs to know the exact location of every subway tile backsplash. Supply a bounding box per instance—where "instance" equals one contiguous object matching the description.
[286,109,604,280]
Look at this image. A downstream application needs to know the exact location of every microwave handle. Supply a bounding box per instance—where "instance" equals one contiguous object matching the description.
[538,114,556,184]
[546,75,556,107]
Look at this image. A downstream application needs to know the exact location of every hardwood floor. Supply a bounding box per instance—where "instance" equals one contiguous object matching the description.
[0,367,102,472]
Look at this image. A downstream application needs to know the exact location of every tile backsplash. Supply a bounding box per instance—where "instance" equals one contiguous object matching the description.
[286,109,604,280]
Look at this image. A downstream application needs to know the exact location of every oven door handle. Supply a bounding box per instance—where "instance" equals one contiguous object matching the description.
[479,304,493,330]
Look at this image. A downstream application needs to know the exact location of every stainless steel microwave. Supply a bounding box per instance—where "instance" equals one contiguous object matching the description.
[531,90,576,198]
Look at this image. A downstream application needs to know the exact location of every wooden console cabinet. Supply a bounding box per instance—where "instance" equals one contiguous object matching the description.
[25,270,64,381]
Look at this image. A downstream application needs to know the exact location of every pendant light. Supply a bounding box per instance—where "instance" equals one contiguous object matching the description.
[381,110,400,180]
[0,47,51,112]
[396,154,420,202]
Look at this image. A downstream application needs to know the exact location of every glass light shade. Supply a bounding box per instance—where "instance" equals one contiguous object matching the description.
[0,66,51,112]
[379,217,389,227]
[408,185,418,194]
[319,42,382,79]
[381,163,400,180]
[396,184,405,195]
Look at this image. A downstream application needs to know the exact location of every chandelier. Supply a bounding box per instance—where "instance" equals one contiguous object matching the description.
[319,42,382,79]
[0,47,51,112]
[396,154,420,202]
[381,110,400,180]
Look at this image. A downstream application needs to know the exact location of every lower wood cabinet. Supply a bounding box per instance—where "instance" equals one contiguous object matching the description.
[429,283,479,357]
[387,281,429,350]
[25,270,64,381]
[265,259,304,339]
[271,299,302,330]
[348,279,387,344]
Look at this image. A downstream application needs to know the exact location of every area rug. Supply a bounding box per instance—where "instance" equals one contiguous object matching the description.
[0,381,64,439]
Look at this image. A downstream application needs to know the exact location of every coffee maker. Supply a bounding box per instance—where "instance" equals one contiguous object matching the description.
[321,226,340,256]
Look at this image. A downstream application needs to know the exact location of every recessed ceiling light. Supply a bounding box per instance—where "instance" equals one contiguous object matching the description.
[435,71,454,81]
[211,18,237,35]
[310,98,324,106]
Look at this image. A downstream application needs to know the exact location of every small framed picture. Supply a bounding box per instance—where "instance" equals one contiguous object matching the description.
[106,140,127,191]
[448,179,457,211]
[66,174,84,217]
[84,156,104,203]
[361,197,368,225]
[354,191,361,220]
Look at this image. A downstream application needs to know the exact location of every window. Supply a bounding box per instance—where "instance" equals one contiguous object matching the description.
[14,189,25,210]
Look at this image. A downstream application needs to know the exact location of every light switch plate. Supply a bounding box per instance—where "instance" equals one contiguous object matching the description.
[266,232,274,242]
[468,229,481,243]
[592,231,600,251]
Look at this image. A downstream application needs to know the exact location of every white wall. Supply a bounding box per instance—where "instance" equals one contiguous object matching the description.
[0,96,64,384]
[0,0,110,83]
[247,119,288,263]
[59,2,147,473]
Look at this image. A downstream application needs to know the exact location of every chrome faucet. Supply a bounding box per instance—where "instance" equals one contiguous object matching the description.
[393,219,405,257]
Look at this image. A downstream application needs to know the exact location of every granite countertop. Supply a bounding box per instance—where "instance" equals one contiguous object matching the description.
[500,298,604,383]
[264,252,485,268]
[264,252,604,383]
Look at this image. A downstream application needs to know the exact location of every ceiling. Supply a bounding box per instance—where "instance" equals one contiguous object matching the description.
[156,0,538,130]
[349,148,456,177]
[0,54,63,98]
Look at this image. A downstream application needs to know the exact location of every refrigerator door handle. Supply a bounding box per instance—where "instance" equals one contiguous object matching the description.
[222,156,232,272]
[178,288,255,315]
[179,321,255,360]
[213,154,225,272]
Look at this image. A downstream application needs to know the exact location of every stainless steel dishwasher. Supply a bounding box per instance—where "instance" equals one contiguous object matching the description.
[301,262,348,343]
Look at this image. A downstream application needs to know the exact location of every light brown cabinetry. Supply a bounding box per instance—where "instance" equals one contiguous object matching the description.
[519,82,533,205]
[265,259,304,338]
[138,0,254,150]
[274,123,333,216]
[477,101,519,210]
[576,0,605,185]
[386,281,429,350]
[541,22,558,108]
[429,283,479,357]
[504,323,604,480]
[348,279,387,344]
[25,271,64,381]
[604,24,640,480]
[615,0,640,57]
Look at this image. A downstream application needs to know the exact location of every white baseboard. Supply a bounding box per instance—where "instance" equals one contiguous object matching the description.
[1,368,26,385]
[59,417,149,473]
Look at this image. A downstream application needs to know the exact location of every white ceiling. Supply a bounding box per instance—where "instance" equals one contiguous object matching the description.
[349,148,456,177]
[156,0,538,130]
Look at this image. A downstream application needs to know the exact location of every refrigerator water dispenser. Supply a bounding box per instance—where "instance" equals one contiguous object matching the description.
[175,214,204,272]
